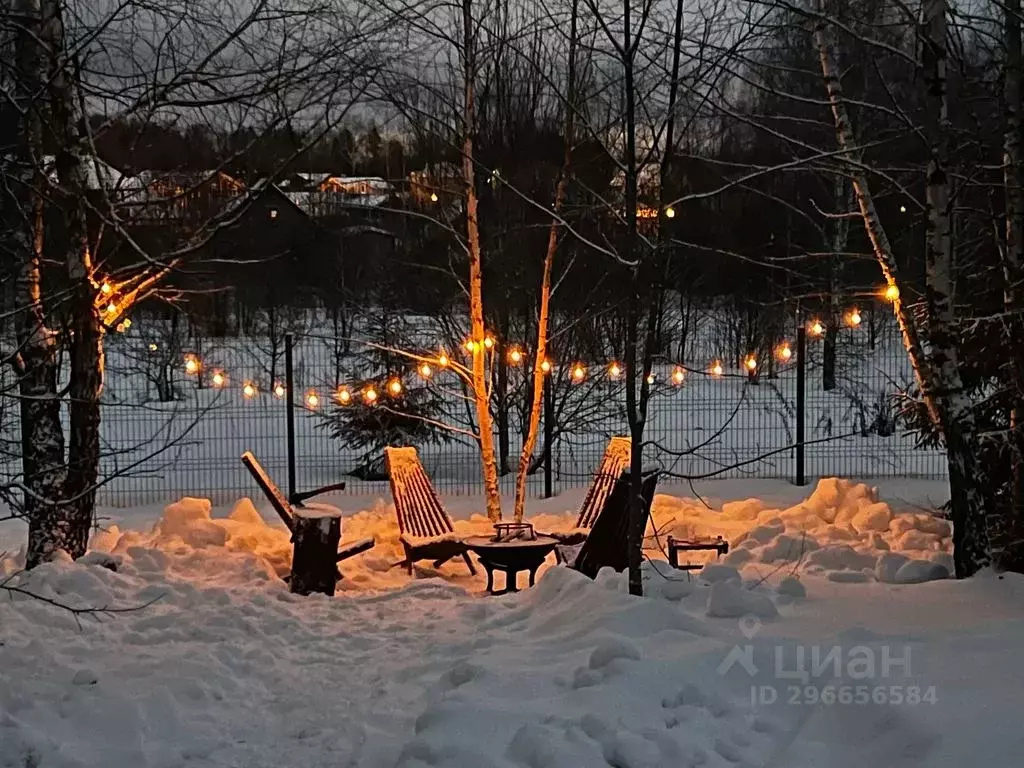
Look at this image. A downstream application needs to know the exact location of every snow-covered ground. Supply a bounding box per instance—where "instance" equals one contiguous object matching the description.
[3,478,1022,767]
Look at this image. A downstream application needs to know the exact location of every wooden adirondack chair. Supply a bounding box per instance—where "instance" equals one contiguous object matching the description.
[562,469,659,579]
[547,436,631,545]
[384,447,477,575]
[240,451,374,595]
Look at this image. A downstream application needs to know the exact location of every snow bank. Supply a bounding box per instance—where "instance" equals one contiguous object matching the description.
[656,478,953,584]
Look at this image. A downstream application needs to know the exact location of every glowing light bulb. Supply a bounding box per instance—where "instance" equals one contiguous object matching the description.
[664,206,676,219]
[810,320,825,337]
[122,318,132,329]
[646,373,655,385]
[540,360,552,374]
[430,192,438,202]
[418,363,433,378]
[572,364,586,381]
[777,344,792,362]
[464,339,477,354]
[185,356,199,374]
[438,353,450,367]
[149,343,159,352]
[364,387,378,404]
[212,371,226,387]
[508,348,523,365]
[884,284,900,302]
[388,378,403,395]
[274,383,286,398]
[106,302,117,315]
[305,390,319,408]
[711,361,724,377]
[336,388,352,404]
[483,336,495,349]
[100,282,113,295]
[672,367,685,385]
[243,382,257,398]
[900,205,907,213]
[847,309,862,327]
[745,357,757,371]
[115,323,125,333]
[608,362,622,379]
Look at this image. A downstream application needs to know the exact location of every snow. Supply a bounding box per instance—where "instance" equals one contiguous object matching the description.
[1,479,1023,767]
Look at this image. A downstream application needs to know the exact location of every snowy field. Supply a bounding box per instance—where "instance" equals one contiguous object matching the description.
[0,311,947,508]
[3,477,1022,767]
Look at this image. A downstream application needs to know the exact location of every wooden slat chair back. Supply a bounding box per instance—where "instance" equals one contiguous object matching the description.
[241,450,295,531]
[384,447,475,575]
[385,447,456,538]
[575,436,631,530]
[571,470,659,580]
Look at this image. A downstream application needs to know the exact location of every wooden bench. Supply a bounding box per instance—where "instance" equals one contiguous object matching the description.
[547,436,631,546]
[384,446,477,576]
[241,451,375,595]
[568,469,659,579]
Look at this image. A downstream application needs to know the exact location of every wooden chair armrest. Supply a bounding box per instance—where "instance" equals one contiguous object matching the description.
[336,537,375,562]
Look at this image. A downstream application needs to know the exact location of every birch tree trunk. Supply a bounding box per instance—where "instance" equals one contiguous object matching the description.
[512,0,579,523]
[822,176,849,391]
[44,0,104,558]
[814,4,990,576]
[462,0,502,522]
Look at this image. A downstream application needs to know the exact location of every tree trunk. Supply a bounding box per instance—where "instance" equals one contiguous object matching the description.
[289,510,342,596]
[1000,0,1024,569]
[462,0,502,522]
[823,176,849,391]
[815,4,990,576]
[512,0,578,523]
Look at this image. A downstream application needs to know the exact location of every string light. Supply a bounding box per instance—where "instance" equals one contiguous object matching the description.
[100,282,113,295]
[608,362,622,379]
[809,320,825,337]
[122,318,132,329]
[364,387,378,404]
[884,284,900,302]
[305,390,320,408]
[483,336,495,350]
[335,387,352,404]
[464,339,477,354]
[508,347,523,365]
[664,206,676,219]
[711,360,724,377]
[388,378,403,396]
[149,343,159,352]
[212,371,226,388]
[571,363,586,382]
[418,363,433,378]
[105,302,117,315]
[274,382,286,398]
[184,355,200,374]
[846,308,862,327]
[540,359,552,374]
[745,356,758,371]
[115,322,125,333]
[672,367,685,385]
[777,343,792,362]
[438,352,450,367]
[646,372,655,385]
[430,192,439,202]
[243,382,257,399]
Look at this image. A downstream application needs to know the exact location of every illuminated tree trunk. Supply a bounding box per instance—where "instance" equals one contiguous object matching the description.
[512,0,579,523]
[815,3,990,576]
[462,0,502,522]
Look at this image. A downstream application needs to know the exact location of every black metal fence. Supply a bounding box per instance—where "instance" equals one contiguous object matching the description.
[70,315,944,507]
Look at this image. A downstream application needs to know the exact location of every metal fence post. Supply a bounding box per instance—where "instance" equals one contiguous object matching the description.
[285,333,297,502]
[543,374,554,498]
[795,320,806,486]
